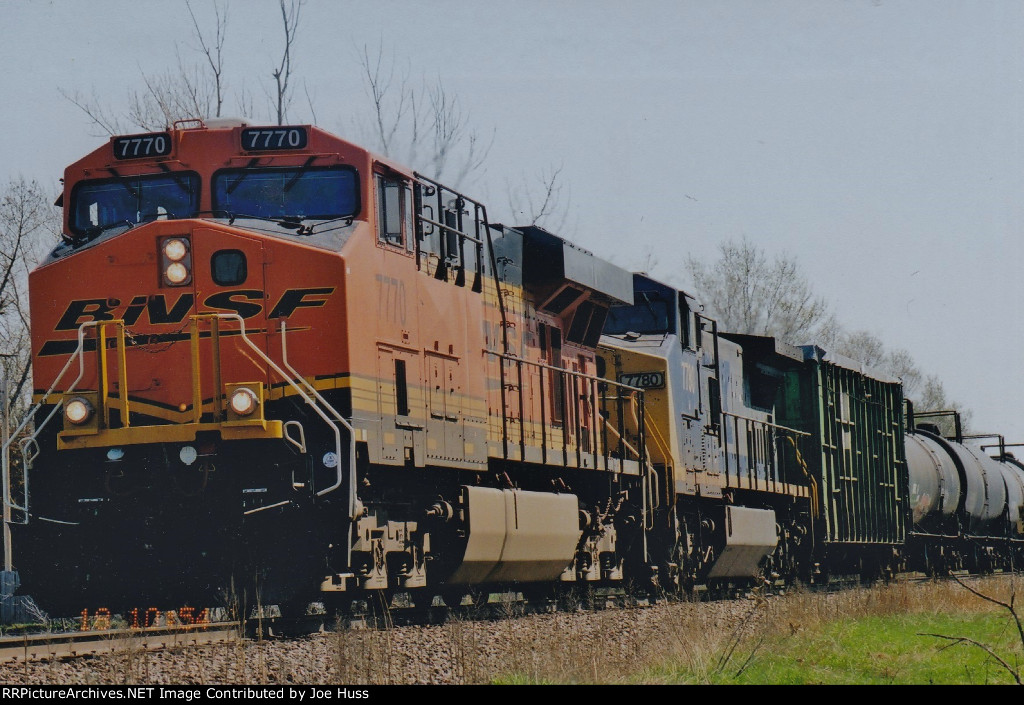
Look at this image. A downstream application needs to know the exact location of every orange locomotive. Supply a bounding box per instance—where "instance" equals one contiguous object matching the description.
[14,119,650,612]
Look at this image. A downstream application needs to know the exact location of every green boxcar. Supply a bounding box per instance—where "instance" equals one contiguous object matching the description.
[781,346,907,547]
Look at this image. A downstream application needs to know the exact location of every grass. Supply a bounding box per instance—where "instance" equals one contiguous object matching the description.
[641,611,1019,684]
[494,575,1023,685]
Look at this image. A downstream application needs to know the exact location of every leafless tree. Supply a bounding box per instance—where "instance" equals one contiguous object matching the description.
[0,179,58,418]
[271,0,304,126]
[186,0,228,119]
[885,348,923,398]
[125,57,220,131]
[686,237,831,345]
[505,164,572,233]
[63,0,298,133]
[62,0,229,136]
[357,44,494,186]
[687,240,972,431]
[835,330,971,431]
[913,374,973,435]
[835,329,887,368]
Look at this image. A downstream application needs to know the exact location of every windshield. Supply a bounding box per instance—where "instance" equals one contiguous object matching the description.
[604,291,676,335]
[212,166,359,221]
[71,172,200,236]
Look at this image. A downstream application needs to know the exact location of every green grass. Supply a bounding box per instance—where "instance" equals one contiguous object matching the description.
[641,612,1021,685]
[491,577,1024,685]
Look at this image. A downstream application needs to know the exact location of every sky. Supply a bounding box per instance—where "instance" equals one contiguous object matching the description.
[2,0,1023,440]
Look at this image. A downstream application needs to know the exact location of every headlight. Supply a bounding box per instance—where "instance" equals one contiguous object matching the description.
[65,397,95,425]
[229,387,259,416]
[163,238,189,262]
[160,236,192,287]
[165,262,189,284]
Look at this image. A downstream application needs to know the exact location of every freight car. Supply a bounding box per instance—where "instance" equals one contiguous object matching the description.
[903,410,1024,573]
[2,120,1021,617]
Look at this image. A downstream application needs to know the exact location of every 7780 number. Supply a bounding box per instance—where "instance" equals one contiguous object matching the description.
[618,371,665,389]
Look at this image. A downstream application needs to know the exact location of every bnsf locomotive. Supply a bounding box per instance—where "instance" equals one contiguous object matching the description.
[4,119,1022,615]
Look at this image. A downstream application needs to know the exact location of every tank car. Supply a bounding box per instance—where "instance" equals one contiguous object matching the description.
[7,120,656,614]
[904,412,1024,572]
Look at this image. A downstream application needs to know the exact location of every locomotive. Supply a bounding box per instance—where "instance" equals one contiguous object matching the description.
[3,119,1022,616]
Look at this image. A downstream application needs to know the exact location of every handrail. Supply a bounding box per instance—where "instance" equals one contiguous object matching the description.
[627,393,660,530]
[3,320,116,528]
[630,392,675,508]
[277,321,356,504]
[601,417,642,460]
[721,410,811,437]
[196,315,355,502]
[491,351,644,393]
[490,350,647,473]
[203,314,359,570]
[785,435,819,520]
[720,410,810,493]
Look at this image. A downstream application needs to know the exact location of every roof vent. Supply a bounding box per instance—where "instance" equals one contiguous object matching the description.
[204,117,250,129]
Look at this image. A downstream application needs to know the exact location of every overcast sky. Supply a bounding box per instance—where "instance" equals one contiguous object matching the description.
[2,0,1023,440]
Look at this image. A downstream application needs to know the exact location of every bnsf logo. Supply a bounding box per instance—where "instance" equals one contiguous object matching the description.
[39,288,334,357]
[54,287,334,330]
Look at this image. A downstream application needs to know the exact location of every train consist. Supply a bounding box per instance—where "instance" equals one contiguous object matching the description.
[3,120,1022,615]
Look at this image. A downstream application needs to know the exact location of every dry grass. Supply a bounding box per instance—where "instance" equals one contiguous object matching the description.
[489,575,1024,684]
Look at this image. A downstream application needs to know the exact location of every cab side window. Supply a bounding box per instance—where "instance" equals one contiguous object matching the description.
[403,186,415,253]
[377,176,404,247]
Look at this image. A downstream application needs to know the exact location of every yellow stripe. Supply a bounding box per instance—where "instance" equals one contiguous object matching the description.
[58,419,284,450]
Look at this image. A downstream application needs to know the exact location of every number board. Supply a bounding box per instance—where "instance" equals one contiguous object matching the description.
[112,133,172,160]
[618,371,665,389]
[241,126,308,151]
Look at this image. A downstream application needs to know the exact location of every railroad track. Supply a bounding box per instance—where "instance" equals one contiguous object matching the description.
[0,622,240,663]
[0,570,1008,663]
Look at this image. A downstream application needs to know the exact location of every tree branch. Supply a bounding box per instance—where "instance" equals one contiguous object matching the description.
[919,632,1021,685]
[948,573,1024,649]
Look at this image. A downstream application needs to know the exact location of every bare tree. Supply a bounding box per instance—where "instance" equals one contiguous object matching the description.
[271,0,304,125]
[186,0,228,119]
[686,237,831,345]
[63,0,300,133]
[0,179,58,418]
[885,347,923,398]
[357,44,494,186]
[505,164,572,233]
[914,374,973,434]
[62,4,228,135]
[125,56,220,131]
[827,329,970,432]
[687,240,972,430]
[835,329,886,368]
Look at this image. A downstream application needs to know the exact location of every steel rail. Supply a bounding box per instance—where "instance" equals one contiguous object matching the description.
[0,622,240,663]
